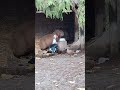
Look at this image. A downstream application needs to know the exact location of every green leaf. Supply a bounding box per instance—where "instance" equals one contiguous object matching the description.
[35,0,85,28]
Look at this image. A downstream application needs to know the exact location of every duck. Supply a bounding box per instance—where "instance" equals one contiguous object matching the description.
[48,34,58,54]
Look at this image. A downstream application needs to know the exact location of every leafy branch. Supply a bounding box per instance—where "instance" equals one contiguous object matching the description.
[35,0,85,28]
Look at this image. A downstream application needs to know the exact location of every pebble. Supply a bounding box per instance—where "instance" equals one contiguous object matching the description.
[1,74,14,80]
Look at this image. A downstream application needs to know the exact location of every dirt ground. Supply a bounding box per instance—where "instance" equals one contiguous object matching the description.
[35,53,85,90]
[86,58,120,90]
[0,73,35,90]
[0,18,35,90]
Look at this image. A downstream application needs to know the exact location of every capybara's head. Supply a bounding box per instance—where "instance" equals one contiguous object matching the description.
[53,29,64,38]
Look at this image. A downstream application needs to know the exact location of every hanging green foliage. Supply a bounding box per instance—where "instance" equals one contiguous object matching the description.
[35,0,85,28]
[77,0,85,28]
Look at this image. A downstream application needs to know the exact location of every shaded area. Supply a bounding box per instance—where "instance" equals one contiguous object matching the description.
[0,0,35,89]
[0,73,34,90]
[86,58,120,90]
[85,0,120,89]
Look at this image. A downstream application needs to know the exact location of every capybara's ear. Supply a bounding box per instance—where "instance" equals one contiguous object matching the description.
[53,29,64,37]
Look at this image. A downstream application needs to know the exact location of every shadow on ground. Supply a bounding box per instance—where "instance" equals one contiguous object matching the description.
[86,58,120,90]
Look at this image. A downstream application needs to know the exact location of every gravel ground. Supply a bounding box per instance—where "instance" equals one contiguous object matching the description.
[35,53,85,90]
[0,73,35,90]
[86,58,120,90]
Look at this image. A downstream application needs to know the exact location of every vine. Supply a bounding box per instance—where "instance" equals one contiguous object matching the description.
[35,0,85,28]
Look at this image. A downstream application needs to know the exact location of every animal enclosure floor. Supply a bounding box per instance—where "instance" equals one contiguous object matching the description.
[0,73,35,90]
[35,53,85,90]
[86,58,120,90]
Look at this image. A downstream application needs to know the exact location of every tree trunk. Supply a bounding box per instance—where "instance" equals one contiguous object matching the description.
[73,8,85,50]
[74,10,79,42]
[86,0,120,58]
[86,22,120,57]
[109,0,119,57]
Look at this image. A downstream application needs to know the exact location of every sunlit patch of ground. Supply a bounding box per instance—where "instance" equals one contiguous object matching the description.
[35,53,85,90]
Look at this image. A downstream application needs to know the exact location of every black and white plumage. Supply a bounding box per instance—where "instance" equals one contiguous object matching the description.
[48,44,58,54]
[48,34,58,54]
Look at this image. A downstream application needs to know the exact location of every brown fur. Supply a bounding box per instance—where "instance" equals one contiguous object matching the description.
[53,29,64,38]
[36,29,64,50]
[11,21,35,57]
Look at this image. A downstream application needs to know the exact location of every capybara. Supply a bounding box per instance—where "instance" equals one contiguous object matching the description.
[36,29,64,50]
[11,21,35,57]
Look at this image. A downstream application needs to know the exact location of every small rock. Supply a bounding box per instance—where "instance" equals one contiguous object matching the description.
[106,84,115,89]
[35,71,38,74]
[36,82,40,85]
[67,48,74,55]
[86,70,95,73]
[93,66,101,69]
[80,62,83,64]
[68,81,75,84]
[53,80,57,83]
[50,58,54,60]
[76,50,80,53]
[73,53,77,56]
[97,57,109,64]
[1,74,14,80]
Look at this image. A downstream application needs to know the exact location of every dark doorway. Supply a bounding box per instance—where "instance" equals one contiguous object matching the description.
[35,12,75,44]
[85,0,95,42]
[63,12,75,44]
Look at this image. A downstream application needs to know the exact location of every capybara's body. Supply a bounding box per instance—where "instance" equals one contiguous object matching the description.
[11,21,35,57]
[35,29,64,53]
[39,34,54,50]
[11,23,64,57]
